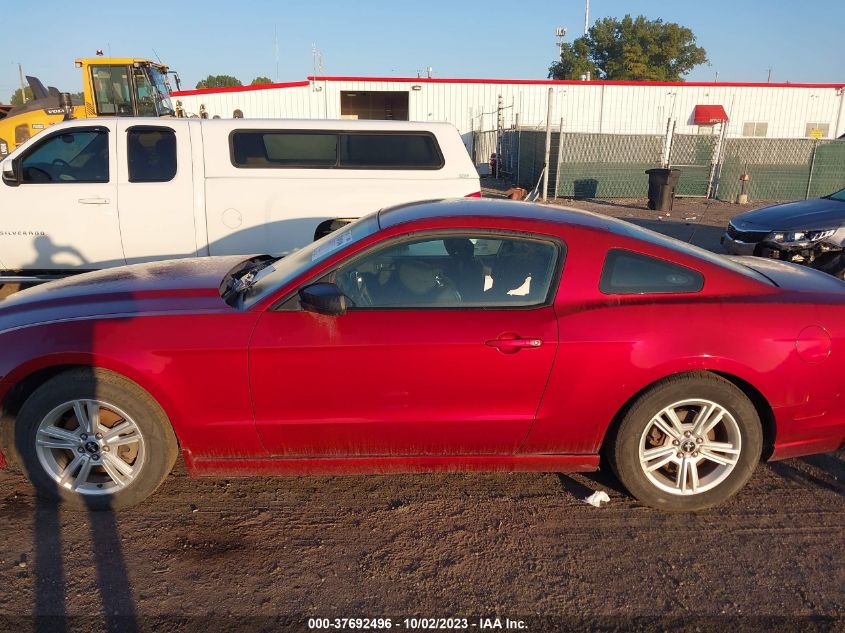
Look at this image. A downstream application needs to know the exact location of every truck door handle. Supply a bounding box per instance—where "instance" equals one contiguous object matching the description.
[485,334,543,353]
[77,197,110,205]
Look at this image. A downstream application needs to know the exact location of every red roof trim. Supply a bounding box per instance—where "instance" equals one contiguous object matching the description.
[170,76,845,97]
[171,80,309,97]
[309,75,845,89]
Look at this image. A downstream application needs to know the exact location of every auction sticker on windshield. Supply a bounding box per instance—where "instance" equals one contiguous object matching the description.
[312,227,354,261]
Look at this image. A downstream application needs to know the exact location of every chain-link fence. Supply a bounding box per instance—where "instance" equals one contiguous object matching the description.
[669,134,719,197]
[716,138,845,201]
[482,126,845,202]
[555,133,664,198]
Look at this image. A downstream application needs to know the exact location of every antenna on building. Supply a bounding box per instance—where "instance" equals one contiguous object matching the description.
[427,66,433,79]
[555,27,568,56]
[312,44,324,77]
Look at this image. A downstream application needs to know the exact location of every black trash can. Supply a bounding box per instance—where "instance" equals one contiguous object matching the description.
[645,168,681,212]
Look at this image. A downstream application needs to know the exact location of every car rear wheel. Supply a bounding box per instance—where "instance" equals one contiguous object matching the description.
[15,368,178,510]
[609,373,762,511]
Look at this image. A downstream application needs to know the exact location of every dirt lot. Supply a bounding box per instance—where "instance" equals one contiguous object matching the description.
[0,188,843,632]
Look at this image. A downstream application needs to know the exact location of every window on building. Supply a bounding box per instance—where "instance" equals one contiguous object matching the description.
[805,123,830,139]
[742,122,768,137]
[127,127,177,182]
[600,249,704,295]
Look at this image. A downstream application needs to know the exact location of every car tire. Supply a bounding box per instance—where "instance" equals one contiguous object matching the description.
[15,368,178,511]
[608,372,762,512]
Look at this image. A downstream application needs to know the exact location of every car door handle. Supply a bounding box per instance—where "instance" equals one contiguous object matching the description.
[77,197,110,205]
[485,336,543,353]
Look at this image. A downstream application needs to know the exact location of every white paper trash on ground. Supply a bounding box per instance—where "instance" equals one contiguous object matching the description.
[583,490,611,507]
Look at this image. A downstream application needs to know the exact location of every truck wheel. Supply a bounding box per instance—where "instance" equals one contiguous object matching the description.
[608,373,762,511]
[15,368,178,510]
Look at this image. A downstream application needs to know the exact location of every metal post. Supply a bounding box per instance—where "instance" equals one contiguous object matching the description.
[806,140,819,200]
[515,113,521,187]
[554,117,565,199]
[542,88,553,201]
[707,121,728,199]
[835,88,845,139]
[496,95,503,179]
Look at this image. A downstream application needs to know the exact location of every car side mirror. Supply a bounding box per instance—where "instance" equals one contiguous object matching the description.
[1,158,20,187]
[299,282,348,316]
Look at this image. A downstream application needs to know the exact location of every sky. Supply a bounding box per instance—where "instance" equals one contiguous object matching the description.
[2,0,844,100]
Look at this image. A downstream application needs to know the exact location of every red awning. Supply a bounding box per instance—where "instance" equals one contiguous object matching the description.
[694,104,729,125]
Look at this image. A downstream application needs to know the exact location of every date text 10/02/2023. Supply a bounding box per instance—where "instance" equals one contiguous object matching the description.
[307,617,528,630]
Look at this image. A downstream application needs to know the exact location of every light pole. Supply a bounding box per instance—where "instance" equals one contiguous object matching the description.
[584,0,590,35]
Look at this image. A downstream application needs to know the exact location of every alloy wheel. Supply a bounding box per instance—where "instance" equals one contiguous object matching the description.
[34,399,146,496]
[638,398,741,496]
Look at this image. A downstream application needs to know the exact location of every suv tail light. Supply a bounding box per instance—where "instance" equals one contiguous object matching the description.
[465,191,482,198]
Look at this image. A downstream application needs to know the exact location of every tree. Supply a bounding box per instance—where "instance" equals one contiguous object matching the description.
[250,76,273,86]
[195,75,242,89]
[549,15,707,81]
[10,86,33,106]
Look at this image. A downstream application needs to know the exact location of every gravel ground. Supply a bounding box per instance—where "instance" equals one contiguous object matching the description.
[0,187,843,633]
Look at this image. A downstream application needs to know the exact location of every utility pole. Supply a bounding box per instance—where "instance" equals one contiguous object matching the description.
[18,63,27,103]
[584,0,590,35]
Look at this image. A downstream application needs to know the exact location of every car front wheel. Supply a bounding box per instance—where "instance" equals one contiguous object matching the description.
[15,368,178,510]
[609,373,763,511]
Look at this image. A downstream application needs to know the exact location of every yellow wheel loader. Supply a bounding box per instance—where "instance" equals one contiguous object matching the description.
[0,58,180,157]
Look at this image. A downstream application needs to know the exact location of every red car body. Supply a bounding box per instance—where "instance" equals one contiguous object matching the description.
[1,200,844,476]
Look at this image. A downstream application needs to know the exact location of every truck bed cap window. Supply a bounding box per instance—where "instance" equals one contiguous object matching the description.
[230,130,443,170]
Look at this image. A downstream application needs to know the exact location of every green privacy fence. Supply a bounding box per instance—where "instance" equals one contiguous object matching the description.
[555,133,663,198]
[716,139,845,201]
[669,134,719,197]
[483,129,845,201]
[515,130,547,192]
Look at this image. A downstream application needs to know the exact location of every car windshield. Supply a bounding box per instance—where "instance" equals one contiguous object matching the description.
[828,188,845,201]
[241,213,381,307]
[607,216,774,285]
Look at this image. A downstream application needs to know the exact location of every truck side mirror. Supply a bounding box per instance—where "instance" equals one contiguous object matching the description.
[1,158,20,187]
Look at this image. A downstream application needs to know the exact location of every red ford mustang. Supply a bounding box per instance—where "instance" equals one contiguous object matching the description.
[1,199,844,511]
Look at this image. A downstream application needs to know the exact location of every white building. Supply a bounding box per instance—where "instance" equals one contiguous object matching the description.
[172,75,845,148]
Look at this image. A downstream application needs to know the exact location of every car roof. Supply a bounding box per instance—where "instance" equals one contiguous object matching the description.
[377,198,623,232]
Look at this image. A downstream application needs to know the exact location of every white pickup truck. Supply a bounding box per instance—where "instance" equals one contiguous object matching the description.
[0,117,480,282]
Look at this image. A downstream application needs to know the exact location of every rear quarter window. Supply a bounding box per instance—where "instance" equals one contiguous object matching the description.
[600,249,704,294]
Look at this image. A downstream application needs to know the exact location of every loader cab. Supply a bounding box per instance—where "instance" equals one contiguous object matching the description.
[80,59,176,118]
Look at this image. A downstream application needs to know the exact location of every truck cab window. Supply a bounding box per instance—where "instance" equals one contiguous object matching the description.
[127,128,177,182]
[91,65,133,116]
[20,129,109,184]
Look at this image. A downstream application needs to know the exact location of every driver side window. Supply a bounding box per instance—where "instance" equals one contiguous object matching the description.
[20,129,109,184]
[334,234,560,309]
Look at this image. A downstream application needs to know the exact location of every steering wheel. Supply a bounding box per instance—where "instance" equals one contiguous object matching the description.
[51,158,70,169]
[433,274,463,304]
[337,269,372,307]
[23,166,52,182]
